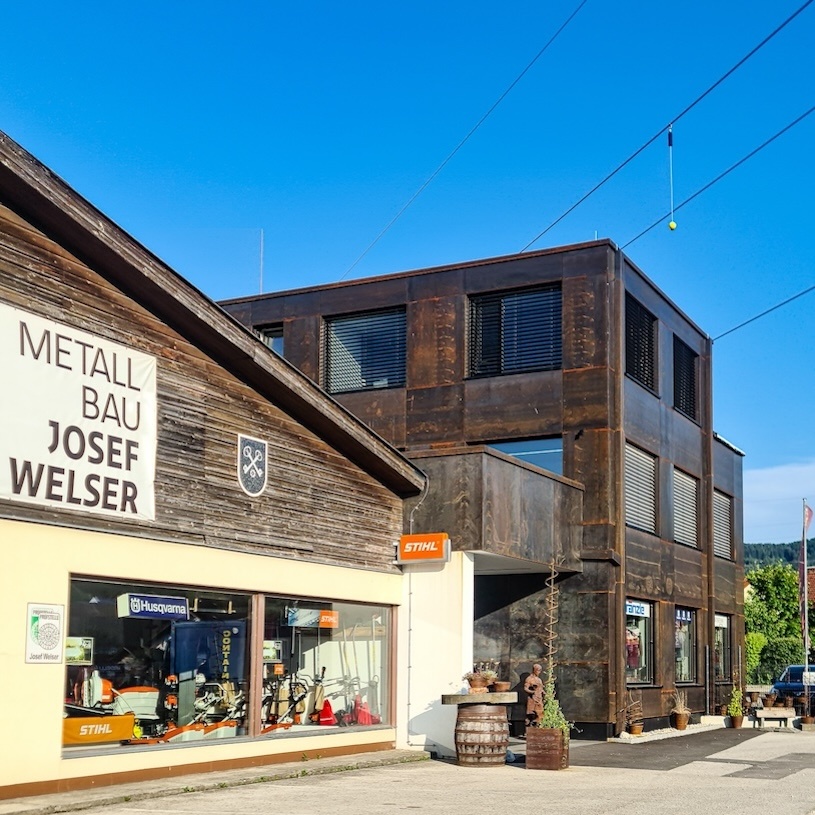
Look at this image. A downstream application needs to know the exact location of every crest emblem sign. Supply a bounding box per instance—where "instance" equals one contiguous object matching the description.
[237,434,267,496]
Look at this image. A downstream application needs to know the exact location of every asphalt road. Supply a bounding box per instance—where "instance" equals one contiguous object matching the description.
[4,729,815,815]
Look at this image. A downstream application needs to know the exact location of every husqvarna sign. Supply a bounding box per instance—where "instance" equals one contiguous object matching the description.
[117,593,189,620]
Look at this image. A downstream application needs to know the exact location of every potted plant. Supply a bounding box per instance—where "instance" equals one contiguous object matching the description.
[526,561,571,770]
[670,689,691,731]
[624,691,644,735]
[463,668,497,693]
[526,670,572,769]
[727,684,744,728]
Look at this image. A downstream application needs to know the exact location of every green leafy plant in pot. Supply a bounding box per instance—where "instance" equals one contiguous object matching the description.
[727,684,744,728]
[526,561,573,770]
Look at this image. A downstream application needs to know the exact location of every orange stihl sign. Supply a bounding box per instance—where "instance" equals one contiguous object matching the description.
[397,533,450,564]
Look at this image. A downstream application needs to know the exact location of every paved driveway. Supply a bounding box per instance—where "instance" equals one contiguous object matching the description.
[4,730,815,815]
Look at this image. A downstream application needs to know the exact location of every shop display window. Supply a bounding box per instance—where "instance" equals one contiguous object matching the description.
[261,598,390,731]
[675,608,696,683]
[64,579,251,749]
[625,599,653,684]
[63,578,392,750]
[714,614,732,681]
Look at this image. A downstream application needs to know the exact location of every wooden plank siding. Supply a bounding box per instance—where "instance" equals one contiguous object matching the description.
[0,200,413,573]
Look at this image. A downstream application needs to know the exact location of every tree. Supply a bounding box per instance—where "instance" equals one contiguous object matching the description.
[744,563,804,683]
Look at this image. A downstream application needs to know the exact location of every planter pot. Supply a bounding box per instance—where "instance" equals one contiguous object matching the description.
[749,692,760,704]
[763,695,777,708]
[729,714,744,729]
[672,712,690,731]
[627,723,644,736]
[491,681,512,693]
[526,726,569,770]
[801,715,815,725]
[467,677,489,694]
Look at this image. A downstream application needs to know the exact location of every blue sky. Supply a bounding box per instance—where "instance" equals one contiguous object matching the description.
[1,1,813,543]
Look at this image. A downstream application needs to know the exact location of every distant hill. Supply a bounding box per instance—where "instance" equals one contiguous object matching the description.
[744,539,815,571]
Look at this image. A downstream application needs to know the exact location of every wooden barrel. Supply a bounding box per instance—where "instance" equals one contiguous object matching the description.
[454,704,509,767]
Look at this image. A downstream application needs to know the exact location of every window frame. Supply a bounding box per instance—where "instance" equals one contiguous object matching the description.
[713,490,734,559]
[259,324,284,356]
[625,598,655,685]
[675,607,697,684]
[673,335,699,421]
[625,293,658,392]
[714,613,732,681]
[625,442,658,534]
[323,307,407,395]
[486,437,564,476]
[673,468,699,548]
[468,284,562,379]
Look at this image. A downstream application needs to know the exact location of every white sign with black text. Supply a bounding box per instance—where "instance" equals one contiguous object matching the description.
[0,303,157,519]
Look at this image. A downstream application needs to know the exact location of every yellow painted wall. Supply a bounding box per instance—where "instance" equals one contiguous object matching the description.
[1,517,402,788]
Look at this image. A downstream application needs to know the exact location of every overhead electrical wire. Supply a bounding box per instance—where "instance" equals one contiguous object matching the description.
[714,282,815,342]
[520,0,815,252]
[622,103,815,249]
[339,0,590,281]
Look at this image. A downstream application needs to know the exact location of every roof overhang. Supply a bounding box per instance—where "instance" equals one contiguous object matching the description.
[0,131,425,498]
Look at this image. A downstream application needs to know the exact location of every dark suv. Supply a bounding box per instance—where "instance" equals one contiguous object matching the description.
[771,665,814,696]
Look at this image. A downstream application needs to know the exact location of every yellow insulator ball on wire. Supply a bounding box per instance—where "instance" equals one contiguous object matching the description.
[668,221,677,231]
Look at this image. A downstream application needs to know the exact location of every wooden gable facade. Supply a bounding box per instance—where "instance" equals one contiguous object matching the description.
[0,131,424,797]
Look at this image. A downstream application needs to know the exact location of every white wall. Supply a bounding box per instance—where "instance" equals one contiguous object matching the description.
[395,552,474,757]
[1,517,403,789]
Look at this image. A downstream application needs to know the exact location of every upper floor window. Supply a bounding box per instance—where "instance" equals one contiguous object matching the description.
[673,336,699,420]
[625,294,657,391]
[259,325,284,356]
[713,490,733,559]
[468,285,562,378]
[323,308,406,394]
[487,437,563,476]
[625,442,657,534]
[673,468,699,548]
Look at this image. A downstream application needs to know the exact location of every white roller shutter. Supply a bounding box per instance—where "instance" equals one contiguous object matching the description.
[625,443,657,533]
[674,469,699,547]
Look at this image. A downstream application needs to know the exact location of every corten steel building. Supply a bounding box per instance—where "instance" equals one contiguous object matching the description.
[221,242,745,737]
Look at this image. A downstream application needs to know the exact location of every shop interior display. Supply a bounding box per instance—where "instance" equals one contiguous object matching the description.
[63,580,388,748]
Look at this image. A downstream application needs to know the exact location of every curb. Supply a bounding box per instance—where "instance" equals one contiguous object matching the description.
[0,750,432,815]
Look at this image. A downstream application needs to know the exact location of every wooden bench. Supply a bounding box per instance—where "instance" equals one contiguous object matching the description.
[753,707,796,728]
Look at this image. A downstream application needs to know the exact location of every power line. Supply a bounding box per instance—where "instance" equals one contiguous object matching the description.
[714,282,815,342]
[339,0,590,281]
[621,103,815,249]
[520,0,815,252]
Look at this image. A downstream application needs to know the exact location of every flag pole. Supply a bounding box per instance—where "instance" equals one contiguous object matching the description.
[803,499,811,711]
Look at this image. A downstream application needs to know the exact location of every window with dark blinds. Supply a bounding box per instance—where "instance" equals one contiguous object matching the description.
[324,308,406,394]
[624,443,657,533]
[626,294,657,391]
[713,490,733,559]
[469,285,562,378]
[673,468,699,547]
[673,336,698,420]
